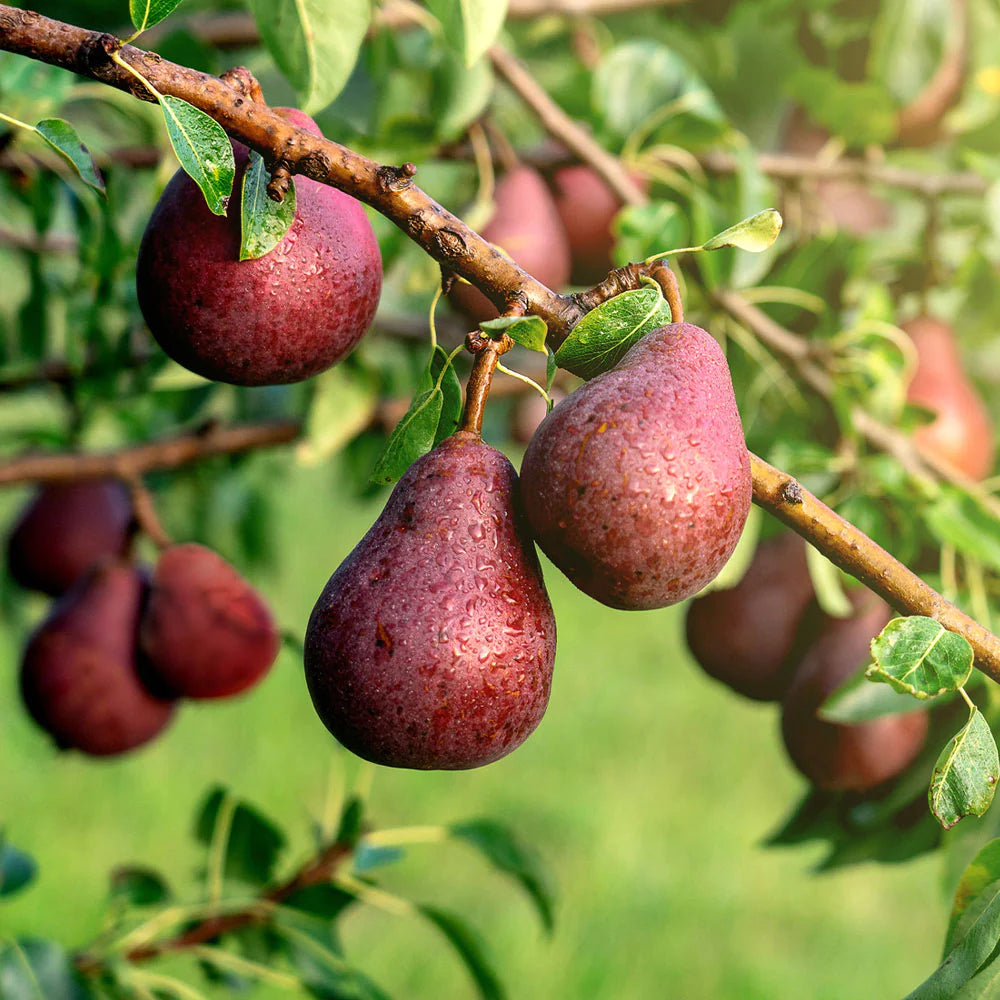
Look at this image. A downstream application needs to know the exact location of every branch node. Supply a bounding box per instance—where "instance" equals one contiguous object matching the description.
[377,162,418,193]
[779,479,803,505]
[267,162,292,202]
[220,65,264,103]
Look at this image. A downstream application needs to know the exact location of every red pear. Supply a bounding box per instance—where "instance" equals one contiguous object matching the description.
[140,544,280,699]
[903,315,994,480]
[136,108,382,386]
[20,563,175,756]
[449,166,571,324]
[6,479,133,596]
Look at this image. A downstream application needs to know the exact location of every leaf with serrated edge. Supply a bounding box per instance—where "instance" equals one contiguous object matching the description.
[480,315,547,353]
[159,96,234,216]
[35,119,104,195]
[130,0,185,33]
[867,616,974,698]
[250,0,371,113]
[702,208,782,253]
[929,709,999,830]
[555,286,672,380]
[241,150,297,260]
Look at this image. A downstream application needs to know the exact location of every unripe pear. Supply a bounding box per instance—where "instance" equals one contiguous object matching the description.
[903,315,994,480]
[136,109,382,386]
[520,323,751,610]
[139,543,280,699]
[781,592,928,791]
[305,432,556,770]
[449,166,571,324]
[6,479,133,596]
[686,533,814,701]
[20,563,176,756]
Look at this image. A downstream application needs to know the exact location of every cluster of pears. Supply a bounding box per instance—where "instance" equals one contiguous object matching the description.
[449,163,638,321]
[304,321,751,769]
[7,482,280,756]
[686,533,929,791]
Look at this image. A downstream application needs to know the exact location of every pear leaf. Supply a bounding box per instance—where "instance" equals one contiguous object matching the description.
[480,315,547,353]
[130,0,186,33]
[702,209,782,253]
[866,616,974,699]
[159,96,235,216]
[240,150,297,260]
[819,666,930,723]
[555,286,672,380]
[426,0,509,67]
[929,709,999,830]
[35,119,104,195]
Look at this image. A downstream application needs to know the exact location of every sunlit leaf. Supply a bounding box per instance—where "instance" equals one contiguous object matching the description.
[929,710,999,830]
[702,209,782,253]
[35,119,104,195]
[159,96,235,216]
[241,150,297,260]
[867,617,974,699]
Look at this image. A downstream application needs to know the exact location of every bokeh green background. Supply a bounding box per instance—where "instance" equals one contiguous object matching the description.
[0,452,948,999]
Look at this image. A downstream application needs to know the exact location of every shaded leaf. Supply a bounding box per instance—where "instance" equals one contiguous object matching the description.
[130,0,185,33]
[480,315,547,353]
[946,839,1000,955]
[554,286,672,380]
[929,710,1000,830]
[613,201,686,267]
[419,906,506,1000]
[867,617,974,699]
[0,940,92,1000]
[353,844,404,874]
[240,150,297,260]
[426,0,509,66]
[194,786,287,885]
[926,492,1000,576]
[159,96,235,216]
[820,666,929,723]
[450,820,554,932]
[297,365,378,466]
[250,0,371,113]
[335,796,365,847]
[702,209,782,253]
[35,119,104,195]
[109,865,171,907]
[432,346,463,446]
[0,839,36,899]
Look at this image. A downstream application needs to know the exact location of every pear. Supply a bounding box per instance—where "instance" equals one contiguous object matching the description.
[304,431,556,770]
[449,166,571,325]
[140,544,280,699]
[20,563,176,756]
[550,165,645,285]
[520,323,752,610]
[781,591,928,791]
[6,479,133,596]
[686,533,814,701]
[903,315,994,480]
[136,108,382,386]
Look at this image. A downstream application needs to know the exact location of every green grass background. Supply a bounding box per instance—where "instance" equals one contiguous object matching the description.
[0,454,950,999]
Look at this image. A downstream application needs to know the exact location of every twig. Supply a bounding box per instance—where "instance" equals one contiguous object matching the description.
[124,474,172,550]
[751,453,1000,682]
[489,44,646,206]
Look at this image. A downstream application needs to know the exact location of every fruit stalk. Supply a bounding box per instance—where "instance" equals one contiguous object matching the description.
[750,452,1000,681]
[460,332,513,436]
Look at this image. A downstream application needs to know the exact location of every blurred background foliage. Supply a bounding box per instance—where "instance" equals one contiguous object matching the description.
[5,0,1000,996]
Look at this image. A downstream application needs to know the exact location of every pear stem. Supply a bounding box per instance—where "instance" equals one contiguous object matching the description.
[460,332,514,437]
[124,475,173,551]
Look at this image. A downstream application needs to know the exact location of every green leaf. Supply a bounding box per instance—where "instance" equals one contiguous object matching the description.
[787,65,897,147]
[371,347,459,485]
[820,666,930,723]
[554,286,672,380]
[108,865,171,907]
[0,838,36,899]
[250,0,371,113]
[867,617,974,699]
[297,365,378,466]
[425,0,509,67]
[929,710,1000,830]
[904,881,1000,999]
[129,0,185,33]
[34,119,104,195]
[545,348,557,393]
[159,96,235,216]
[480,315,547,353]
[240,150,297,260]
[926,492,1000,576]
[335,795,364,847]
[613,201,686,267]
[449,820,554,933]
[701,209,782,253]
[0,940,92,1000]
[431,49,494,141]
[946,839,1000,955]
[418,906,506,1000]
[194,786,287,885]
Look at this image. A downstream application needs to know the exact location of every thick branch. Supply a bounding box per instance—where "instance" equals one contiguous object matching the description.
[752,453,1000,682]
